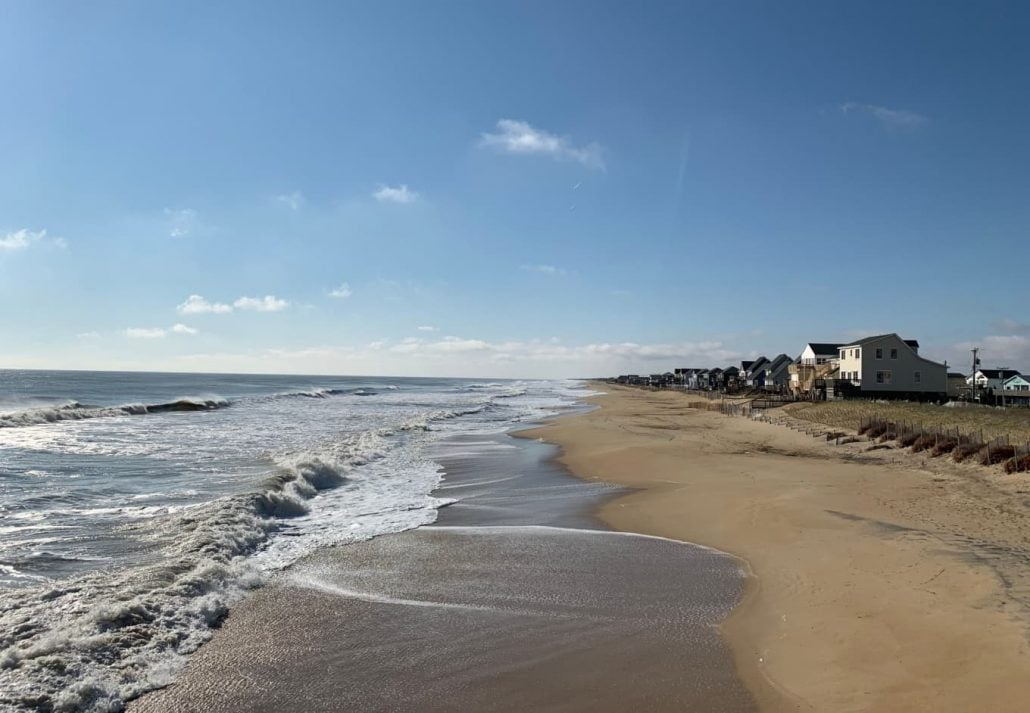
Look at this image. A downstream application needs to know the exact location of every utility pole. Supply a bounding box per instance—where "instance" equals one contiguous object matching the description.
[971,347,979,402]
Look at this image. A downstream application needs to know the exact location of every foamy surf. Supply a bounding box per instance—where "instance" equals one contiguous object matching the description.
[0,373,594,712]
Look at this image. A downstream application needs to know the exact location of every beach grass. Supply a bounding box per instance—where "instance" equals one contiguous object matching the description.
[785,401,1030,446]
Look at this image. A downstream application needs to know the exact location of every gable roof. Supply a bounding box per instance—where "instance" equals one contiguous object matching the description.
[978,369,1022,379]
[747,356,769,375]
[806,342,842,355]
[840,333,919,349]
[764,353,793,373]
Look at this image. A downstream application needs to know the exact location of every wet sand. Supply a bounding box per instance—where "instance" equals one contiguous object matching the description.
[133,428,756,712]
[521,386,1030,712]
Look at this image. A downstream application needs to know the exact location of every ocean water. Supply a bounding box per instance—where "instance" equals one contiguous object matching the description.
[0,370,593,712]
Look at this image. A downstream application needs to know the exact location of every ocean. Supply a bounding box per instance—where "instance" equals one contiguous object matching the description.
[0,370,592,711]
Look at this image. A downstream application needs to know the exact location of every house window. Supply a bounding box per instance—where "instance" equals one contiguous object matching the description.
[914,371,921,384]
[890,348,898,359]
[875,348,883,359]
[855,348,861,359]
[876,371,884,384]
[876,371,893,385]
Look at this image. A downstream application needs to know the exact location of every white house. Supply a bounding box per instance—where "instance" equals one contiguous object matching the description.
[798,342,842,366]
[968,369,1023,391]
[837,334,947,397]
[1003,374,1030,392]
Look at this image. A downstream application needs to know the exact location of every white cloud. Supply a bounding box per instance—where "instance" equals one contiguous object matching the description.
[159,336,736,378]
[76,331,101,340]
[125,327,167,339]
[164,208,199,238]
[521,264,567,276]
[328,283,353,299]
[0,228,64,252]
[479,119,605,170]
[417,325,438,332]
[177,295,233,315]
[373,184,420,204]
[172,323,198,335]
[274,191,305,211]
[839,103,928,131]
[233,295,289,312]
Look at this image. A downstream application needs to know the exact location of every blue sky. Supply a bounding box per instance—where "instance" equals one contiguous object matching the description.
[2,1,1029,378]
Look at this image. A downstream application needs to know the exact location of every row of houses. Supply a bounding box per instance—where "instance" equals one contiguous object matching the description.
[612,332,1030,405]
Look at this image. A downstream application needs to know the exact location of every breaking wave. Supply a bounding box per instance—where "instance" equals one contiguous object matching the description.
[0,426,398,712]
[0,398,511,712]
[0,397,229,429]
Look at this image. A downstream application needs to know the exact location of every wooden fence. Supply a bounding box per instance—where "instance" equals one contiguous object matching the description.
[857,416,1030,473]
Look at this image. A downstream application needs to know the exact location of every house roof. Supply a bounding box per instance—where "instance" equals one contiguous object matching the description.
[806,342,842,355]
[741,360,755,371]
[747,356,769,374]
[765,354,793,373]
[948,372,966,378]
[840,333,919,349]
[978,369,1022,379]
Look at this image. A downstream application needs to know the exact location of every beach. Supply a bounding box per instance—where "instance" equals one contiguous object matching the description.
[519,385,1030,712]
[131,425,756,713]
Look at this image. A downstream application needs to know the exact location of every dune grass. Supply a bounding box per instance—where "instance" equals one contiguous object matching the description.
[784,401,1030,446]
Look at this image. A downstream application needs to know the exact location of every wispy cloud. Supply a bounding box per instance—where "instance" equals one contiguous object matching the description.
[373,184,419,204]
[0,228,65,252]
[76,331,101,340]
[479,119,605,170]
[274,191,305,211]
[177,295,233,315]
[171,323,198,335]
[328,283,352,299]
[416,325,438,332]
[164,208,200,238]
[125,327,167,339]
[164,336,736,378]
[233,295,289,312]
[521,263,567,276]
[839,102,928,131]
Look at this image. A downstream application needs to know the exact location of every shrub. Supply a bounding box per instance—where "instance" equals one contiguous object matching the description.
[898,432,920,447]
[865,423,887,439]
[981,445,1016,466]
[932,439,957,456]
[952,443,982,463]
[911,434,937,452]
[1004,455,1030,474]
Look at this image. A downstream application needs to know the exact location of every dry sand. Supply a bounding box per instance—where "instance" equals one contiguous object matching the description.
[519,385,1030,713]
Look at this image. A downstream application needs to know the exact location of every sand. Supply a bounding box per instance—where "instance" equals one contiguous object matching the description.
[519,385,1030,712]
[131,430,755,713]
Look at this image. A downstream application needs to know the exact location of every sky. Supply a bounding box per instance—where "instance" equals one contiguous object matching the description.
[1,0,1029,378]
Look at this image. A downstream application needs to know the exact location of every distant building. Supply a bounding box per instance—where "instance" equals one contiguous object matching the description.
[1004,374,1030,392]
[790,343,842,396]
[836,334,946,399]
[968,369,1023,391]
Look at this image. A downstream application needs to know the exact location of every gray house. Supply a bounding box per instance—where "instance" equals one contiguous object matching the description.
[837,334,946,399]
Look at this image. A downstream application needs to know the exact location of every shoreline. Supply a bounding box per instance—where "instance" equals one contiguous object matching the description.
[518,384,1030,712]
[131,408,755,713]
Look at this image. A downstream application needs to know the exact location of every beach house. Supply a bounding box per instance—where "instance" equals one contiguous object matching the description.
[789,342,842,396]
[968,369,1023,391]
[1003,374,1030,391]
[759,354,794,390]
[835,334,947,399]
